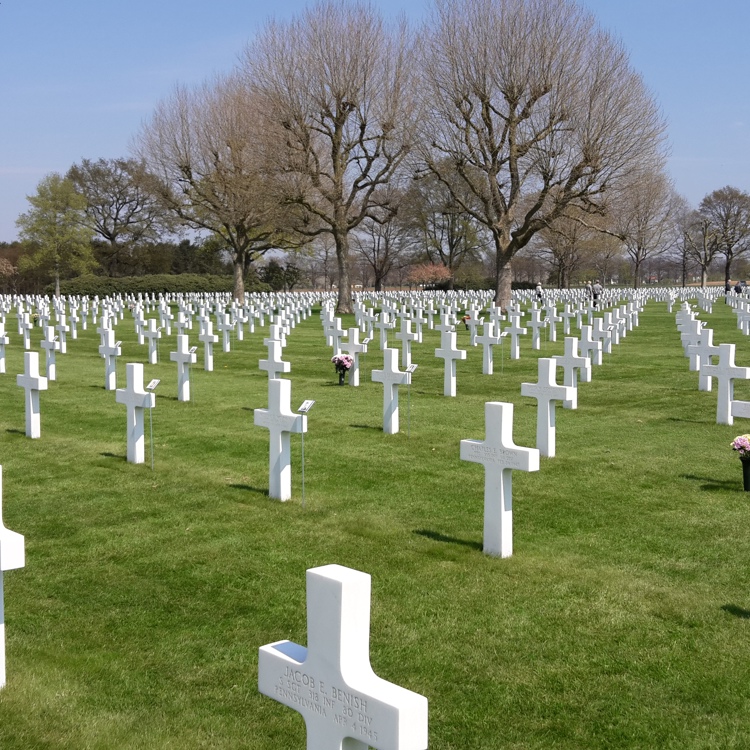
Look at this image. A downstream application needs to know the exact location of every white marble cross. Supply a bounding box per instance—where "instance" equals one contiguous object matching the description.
[475,322,505,375]
[435,328,466,397]
[544,305,561,343]
[170,334,197,402]
[216,312,233,353]
[460,402,539,557]
[16,352,48,438]
[143,319,161,365]
[0,466,25,690]
[375,313,394,351]
[504,313,527,360]
[96,313,112,350]
[552,337,591,409]
[527,308,545,350]
[40,326,60,381]
[700,343,750,425]
[54,315,69,354]
[198,321,218,372]
[521,358,576,457]
[98,328,121,390]
[687,327,719,392]
[0,323,8,374]
[260,336,291,381]
[591,318,612,355]
[254,378,307,501]
[340,328,368,387]
[115,363,155,463]
[258,564,429,750]
[19,313,32,351]
[578,325,602,366]
[372,348,411,434]
[330,317,346,357]
[395,317,417,369]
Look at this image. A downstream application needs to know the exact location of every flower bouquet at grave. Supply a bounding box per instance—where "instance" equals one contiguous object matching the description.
[731,434,750,491]
[331,354,353,385]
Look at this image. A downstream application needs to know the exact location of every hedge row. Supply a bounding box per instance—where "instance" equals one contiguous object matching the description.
[50,274,272,297]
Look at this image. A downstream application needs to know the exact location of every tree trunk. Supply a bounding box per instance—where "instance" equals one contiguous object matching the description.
[725,255,733,285]
[334,232,353,314]
[233,259,245,302]
[701,267,708,287]
[55,271,61,299]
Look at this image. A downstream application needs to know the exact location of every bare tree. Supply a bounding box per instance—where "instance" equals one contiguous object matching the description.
[611,172,678,287]
[67,158,167,276]
[136,74,294,300]
[400,171,488,288]
[351,206,404,292]
[698,186,750,284]
[683,211,721,288]
[243,1,418,313]
[537,208,604,288]
[419,0,666,307]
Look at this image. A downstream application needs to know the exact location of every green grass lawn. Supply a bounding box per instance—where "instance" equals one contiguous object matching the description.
[1,296,750,749]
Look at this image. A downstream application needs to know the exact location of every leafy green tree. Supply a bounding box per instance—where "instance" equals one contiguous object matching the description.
[261,259,286,291]
[15,173,97,296]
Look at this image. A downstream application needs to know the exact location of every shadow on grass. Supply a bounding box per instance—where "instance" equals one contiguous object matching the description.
[414,529,482,551]
[5,429,25,436]
[100,452,126,461]
[229,483,269,497]
[722,604,750,619]
[680,474,740,492]
[350,424,379,431]
[666,417,712,425]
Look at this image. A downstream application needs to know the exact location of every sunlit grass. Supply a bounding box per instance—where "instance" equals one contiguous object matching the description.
[1,297,750,748]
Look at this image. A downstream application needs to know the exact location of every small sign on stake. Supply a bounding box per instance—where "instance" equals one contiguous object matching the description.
[298,399,316,414]
[146,379,160,390]
[406,364,419,374]
[297,400,315,507]
[189,346,198,354]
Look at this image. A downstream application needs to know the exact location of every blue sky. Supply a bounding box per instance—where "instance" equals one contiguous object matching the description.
[1,0,748,242]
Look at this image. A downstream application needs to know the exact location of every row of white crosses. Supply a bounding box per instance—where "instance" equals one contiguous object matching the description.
[460,328,608,558]
[254,325,307,501]
[674,303,750,426]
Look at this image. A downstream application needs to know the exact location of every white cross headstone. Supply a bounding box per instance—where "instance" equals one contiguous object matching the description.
[371,348,411,434]
[475,322,505,376]
[395,317,417,369]
[460,402,539,557]
[701,343,750,425]
[54,315,69,354]
[16,351,48,438]
[170,334,197,402]
[199,321,218,372]
[552,337,591,409]
[435,329,466,397]
[504,314,527,360]
[0,323,8,374]
[260,335,291,381]
[216,312,233,353]
[258,564,428,750]
[520,358,576,457]
[19,313,32,351]
[0,466,25,690]
[687,327,719,392]
[115,363,155,463]
[340,328,368,387]
[143,319,161,365]
[254,378,307,501]
[40,326,60,381]
[98,329,121,391]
